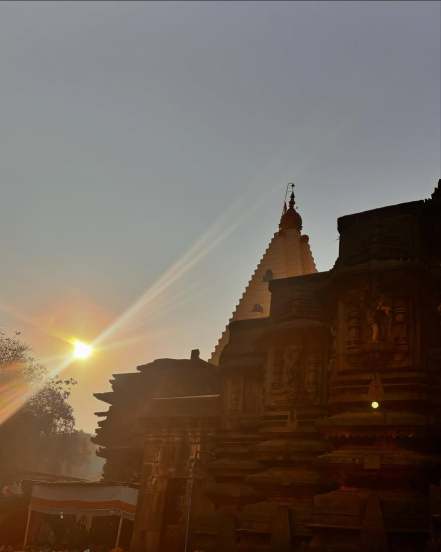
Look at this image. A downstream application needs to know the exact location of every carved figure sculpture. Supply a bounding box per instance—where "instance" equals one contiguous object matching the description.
[284,344,303,394]
[347,303,362,350]
[368,296,392,343]
[392,298,408,345]
[228,378,242,413]
[304,353,320,402]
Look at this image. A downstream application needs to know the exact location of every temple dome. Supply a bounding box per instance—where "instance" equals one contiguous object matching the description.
[279,186,302,232]
[279,205,302,232]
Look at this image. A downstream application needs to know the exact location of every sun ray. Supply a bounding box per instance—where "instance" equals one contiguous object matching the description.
[0,182,273,426]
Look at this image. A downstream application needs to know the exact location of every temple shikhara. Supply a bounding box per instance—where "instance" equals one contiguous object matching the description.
[93,180,441,552]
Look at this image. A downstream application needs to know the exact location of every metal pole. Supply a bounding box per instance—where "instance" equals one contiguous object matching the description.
[115,512,124,548]
[184,451,198,552]
[23,505,32,548]
[183,471,194,552]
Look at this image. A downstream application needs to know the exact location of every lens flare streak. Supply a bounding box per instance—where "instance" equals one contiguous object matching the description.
[0,186,270,426]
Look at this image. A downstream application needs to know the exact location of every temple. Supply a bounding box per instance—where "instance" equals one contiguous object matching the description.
[93,180,441,552]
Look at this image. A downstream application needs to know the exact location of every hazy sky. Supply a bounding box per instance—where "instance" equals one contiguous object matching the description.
[0,2,439,431]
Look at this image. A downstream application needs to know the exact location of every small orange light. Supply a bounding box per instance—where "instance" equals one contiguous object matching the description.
[371,401,380,409]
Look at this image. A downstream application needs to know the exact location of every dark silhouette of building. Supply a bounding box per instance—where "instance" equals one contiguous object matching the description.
[94,180,441,552]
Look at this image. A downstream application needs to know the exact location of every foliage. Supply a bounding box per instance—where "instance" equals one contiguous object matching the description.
[0,330,85,479]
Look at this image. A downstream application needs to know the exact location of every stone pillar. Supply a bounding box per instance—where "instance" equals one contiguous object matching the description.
[143,476,169,552]
[131,441,173,552]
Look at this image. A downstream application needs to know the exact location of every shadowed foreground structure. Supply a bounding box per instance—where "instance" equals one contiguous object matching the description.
[94,181,441,552]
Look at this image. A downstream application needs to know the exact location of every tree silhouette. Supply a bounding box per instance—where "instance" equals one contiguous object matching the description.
[0,330,79,480]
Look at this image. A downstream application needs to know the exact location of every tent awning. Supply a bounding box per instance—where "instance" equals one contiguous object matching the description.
[30,483,138,520]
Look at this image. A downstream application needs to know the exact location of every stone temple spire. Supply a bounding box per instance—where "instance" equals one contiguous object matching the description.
[279,183,303,232]
[210,183,316,365]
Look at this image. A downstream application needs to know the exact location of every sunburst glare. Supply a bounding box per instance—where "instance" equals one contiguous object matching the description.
[72,340,93,360]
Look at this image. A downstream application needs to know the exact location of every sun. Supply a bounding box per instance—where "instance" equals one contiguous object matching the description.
[72,340,93,360]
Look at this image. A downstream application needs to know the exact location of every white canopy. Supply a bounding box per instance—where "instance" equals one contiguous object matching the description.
[30,483,138,520]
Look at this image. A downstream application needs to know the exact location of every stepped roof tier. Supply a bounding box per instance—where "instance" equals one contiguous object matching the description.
[93,350,219,481]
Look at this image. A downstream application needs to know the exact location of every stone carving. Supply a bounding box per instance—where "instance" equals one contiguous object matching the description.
[284,345,303,390]
[304,353,321,402]
[346,302,362,351]
[272,351,284,390]
[367,296,392,343]
[245,378,263,414]
[392,298,409,347]
[272,345,302,392]
[345,292,410,350]
[328,324,337,374]
[227,377,242,414]
[275,288,321,322]
[342,290,413,372]
[271,345,321,404]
